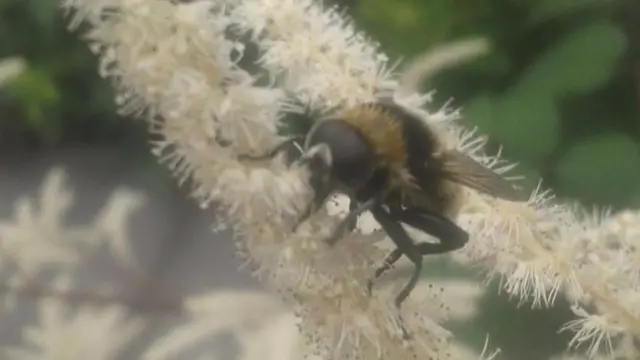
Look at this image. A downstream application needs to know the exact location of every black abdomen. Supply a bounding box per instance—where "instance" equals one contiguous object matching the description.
[376,103,449,212]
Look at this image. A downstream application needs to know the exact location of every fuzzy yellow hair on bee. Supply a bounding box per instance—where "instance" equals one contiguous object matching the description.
[336,104,406,166]
[334,104,416,190]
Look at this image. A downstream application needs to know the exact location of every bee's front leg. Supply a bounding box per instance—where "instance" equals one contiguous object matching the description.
[344,196,360,232]
[325,195,382,246]
[291,153,334,232]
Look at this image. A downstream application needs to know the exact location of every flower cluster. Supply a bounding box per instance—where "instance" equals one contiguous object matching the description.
[0,168,147,359]
[58,0,640,358]
[0,56,25,85]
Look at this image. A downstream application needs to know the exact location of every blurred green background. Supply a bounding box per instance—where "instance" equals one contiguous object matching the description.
[1,0,638,358]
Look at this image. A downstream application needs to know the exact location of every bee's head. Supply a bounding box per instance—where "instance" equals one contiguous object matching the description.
[300,119,376,191]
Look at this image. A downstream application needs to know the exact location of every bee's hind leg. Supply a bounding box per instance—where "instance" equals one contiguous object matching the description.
[369,206,469,340]
[370,206,423,340]
[366,248,402,296]
[383,207,469,305]
[393,207,469,255]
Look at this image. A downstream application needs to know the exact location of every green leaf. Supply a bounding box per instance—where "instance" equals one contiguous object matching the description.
[462,94,495,132]
[488,91,560,162]
[469,281,575,360]
[527,0,610,25]
[6,67,62,143]
[465,48,512,78]
[518,22,626,97]
[6,67,59,108]
[352,0,497,58]
[554,134,640,206]
[28,0,59,36]
[630,186,640,208]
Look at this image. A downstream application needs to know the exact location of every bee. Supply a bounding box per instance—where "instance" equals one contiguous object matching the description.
[238,100,527,337]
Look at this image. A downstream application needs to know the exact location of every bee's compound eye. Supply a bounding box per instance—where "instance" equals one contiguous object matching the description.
[307,120,376,188]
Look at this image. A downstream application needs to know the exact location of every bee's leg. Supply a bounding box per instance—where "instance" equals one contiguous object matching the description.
[237,135,305,161]
[325,196,380,246]
[392,208,469,254]
[366,247,402,296]
[370,206,424,340]
[345,197,359,232]
[291,179,332,232]
[382,207,468,300]
[342,196,369,233]
[365,191,405,295]
[366,207,469,339]
[291,155,333,232]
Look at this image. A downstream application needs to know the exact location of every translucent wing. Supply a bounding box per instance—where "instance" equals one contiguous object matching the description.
[439,150,528,201]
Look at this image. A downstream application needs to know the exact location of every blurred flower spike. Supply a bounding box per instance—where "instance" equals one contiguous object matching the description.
[0,57,26,86]
[58,0,640,358]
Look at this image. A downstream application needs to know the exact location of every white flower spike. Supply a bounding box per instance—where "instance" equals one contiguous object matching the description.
[58,0,640,358]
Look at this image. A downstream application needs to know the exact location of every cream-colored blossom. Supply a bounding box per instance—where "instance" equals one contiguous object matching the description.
[93,188,145,270]
[143,290,291,360]
[58,0,640,358]
[59,0,453,358]
[0,168,151,357]
[230,0,396,109]
[146,278,486,360]
[0,167,147,277]
[4,297,144,360]
[0,57,26,86]
[0,168,81,274]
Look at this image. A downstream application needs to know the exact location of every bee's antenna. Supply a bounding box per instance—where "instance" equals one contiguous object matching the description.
[292,141,304,155]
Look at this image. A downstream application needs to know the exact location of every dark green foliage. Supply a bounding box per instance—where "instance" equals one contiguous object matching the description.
[0,0,145,150]
[516,22,626,97]
[467,281,576,360]
[555,133,640,205]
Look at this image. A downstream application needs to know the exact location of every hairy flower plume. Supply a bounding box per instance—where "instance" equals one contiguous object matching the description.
[59,0,640,358]
[59,0,457,358]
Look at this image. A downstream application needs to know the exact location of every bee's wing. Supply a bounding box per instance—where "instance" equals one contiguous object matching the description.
[439,150,528,202]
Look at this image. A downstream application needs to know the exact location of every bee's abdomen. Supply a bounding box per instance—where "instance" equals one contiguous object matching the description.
[379,103,460,217]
